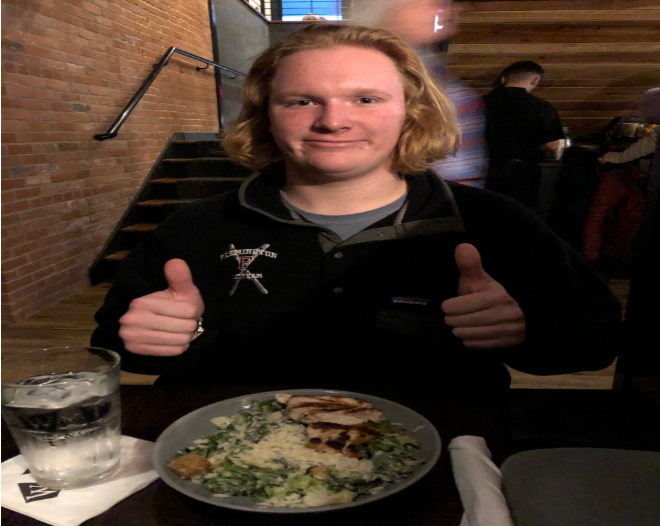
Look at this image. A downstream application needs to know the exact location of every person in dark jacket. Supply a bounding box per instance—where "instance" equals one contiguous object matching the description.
[484,61,565,206]
[92,25,620,400]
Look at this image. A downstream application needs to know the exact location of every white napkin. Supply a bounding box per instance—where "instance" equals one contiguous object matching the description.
[1,435,158,526]
[449,435,514,526]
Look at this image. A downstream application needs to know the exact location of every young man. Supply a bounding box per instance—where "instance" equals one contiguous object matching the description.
[484,61,565,206]
[92,25,619,397]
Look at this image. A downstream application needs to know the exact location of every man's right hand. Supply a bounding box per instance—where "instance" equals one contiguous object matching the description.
[119,259,205,356]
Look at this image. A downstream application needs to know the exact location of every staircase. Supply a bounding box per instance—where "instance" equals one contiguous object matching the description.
[89,132,253,284]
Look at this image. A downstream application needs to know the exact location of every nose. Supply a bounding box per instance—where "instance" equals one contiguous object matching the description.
[313,101,352,132]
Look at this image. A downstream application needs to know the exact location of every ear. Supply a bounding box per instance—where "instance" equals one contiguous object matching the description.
[500,75,507,85]
[530,76,540,88]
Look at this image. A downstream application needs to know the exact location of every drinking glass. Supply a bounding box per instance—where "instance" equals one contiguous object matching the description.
[1,347,121,489]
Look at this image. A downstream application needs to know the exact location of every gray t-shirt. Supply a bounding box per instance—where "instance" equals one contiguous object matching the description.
[283,193,408,241]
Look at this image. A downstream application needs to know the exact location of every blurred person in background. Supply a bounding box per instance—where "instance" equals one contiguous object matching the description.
[357,0,488,188]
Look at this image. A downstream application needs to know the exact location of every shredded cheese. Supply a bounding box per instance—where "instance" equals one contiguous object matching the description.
[236,423,375,479]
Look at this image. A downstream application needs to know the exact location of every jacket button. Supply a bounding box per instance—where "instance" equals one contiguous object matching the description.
[334,252,343,259]
[333,287,344,295]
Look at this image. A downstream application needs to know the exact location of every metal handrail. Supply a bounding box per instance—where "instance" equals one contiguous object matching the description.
[94,47,246,141]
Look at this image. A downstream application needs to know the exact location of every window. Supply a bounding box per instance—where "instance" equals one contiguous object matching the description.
[281,1,344,21]
[242,1,347,22]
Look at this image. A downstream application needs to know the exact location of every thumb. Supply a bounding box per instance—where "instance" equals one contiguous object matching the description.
[455,244,494,295]
[164,259,200,298]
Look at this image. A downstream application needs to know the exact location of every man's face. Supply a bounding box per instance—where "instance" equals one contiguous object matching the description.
[268,45,407,181]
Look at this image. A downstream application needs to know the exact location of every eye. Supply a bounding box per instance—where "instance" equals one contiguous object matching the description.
[358,97,377,104]
[290,99,313,107]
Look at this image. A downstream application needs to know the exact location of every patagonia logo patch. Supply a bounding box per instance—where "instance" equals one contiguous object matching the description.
[390,297,431,306]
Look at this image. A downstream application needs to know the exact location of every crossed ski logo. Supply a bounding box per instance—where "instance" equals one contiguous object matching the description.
[220,243,277,296]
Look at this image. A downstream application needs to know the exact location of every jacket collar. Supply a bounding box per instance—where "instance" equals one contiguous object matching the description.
[238,163,464,240]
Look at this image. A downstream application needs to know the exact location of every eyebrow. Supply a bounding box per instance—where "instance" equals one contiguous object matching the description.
[273,88,395,99]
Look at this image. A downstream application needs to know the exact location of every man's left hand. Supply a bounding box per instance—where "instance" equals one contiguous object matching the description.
[441,243,526,349]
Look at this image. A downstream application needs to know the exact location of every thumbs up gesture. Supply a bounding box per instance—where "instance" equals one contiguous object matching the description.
[119,259,205,356]
[441,244,525,349]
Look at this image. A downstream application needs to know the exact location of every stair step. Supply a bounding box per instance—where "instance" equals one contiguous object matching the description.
[104,250,130,261]
[90,134,234,286]
[151,177,246,184]
[169,140,226,159]
[121,223,158,232]
[138,199,196,207]
[162,158,252,179]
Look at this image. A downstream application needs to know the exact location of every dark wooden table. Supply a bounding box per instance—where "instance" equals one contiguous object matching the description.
[4,385,659,525]
[3,385,493,526]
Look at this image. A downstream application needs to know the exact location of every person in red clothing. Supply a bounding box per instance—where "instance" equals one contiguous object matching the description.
[582,88,660,279]
[581,164,645,279]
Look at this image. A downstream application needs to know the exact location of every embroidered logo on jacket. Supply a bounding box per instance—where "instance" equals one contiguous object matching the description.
[220,244,277,295]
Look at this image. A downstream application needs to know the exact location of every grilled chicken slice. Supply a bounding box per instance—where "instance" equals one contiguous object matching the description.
[276,394,383,456]
[305,421,380,458]
[283,395,383,425]
[298,409,383,426]
[308,422,380,444]
[286,396,372,409]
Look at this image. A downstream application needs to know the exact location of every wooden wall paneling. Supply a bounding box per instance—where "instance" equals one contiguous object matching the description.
[497,88,658,101]
[460,10,660,23]
[474,80,655,89]
[450,43,660,53]
[449,1,660,137]
[552,101,639,112]
[457,1,660,12]
[451,66,660,83]
[452,23,660,44]
[446,53,660,66]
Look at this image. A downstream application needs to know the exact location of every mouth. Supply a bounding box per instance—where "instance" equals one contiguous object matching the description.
[303,140,366,148]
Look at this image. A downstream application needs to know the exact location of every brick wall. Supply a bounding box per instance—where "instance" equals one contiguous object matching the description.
[2,0,219,321]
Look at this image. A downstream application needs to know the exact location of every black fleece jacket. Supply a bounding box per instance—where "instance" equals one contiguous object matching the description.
[91,168,620,392]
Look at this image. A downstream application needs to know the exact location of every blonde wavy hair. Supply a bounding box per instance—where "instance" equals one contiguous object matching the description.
[222,23,460,174]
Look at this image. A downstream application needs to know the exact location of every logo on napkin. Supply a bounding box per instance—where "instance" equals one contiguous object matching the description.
[18,482,60,503]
